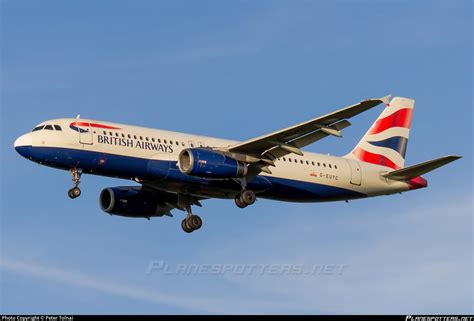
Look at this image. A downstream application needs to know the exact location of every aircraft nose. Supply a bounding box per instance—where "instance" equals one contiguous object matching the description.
[14,133,32,148]
[14,133,33,158]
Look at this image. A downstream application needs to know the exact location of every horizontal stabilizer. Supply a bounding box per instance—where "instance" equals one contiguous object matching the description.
[382,155,461,180]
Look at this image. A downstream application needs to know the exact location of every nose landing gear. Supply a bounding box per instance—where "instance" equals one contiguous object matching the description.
[68,168,82,199]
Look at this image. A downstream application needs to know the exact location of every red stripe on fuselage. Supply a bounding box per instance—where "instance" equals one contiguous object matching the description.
[352,147,401,170]
[369,108,413,135]
[70,122,121,130]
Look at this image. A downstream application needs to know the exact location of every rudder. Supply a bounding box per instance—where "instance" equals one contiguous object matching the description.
[346,97,414,169]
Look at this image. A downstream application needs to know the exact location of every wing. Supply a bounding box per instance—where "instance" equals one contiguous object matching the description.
[219,95,390,175]
[141,181,207,214]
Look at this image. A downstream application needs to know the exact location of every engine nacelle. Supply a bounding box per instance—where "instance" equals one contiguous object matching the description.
[178,148,247,179]
[100,187,169,218]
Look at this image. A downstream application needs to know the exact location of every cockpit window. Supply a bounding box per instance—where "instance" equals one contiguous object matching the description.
[32,125,44,132]
[44,125,53,130]
[54,125,62,131]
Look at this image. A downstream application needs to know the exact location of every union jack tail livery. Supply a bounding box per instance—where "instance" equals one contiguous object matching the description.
[349,97,414,170]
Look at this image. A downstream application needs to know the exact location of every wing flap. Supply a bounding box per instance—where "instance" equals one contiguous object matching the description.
[261,119,351,160]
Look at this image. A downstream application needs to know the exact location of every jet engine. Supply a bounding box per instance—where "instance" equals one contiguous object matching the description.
[99,187,170,218]
[178,148,247,179]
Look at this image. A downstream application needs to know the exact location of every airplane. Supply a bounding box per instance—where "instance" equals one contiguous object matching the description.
[14,96,461,233]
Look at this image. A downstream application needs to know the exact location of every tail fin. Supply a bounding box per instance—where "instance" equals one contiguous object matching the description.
[346,97,414,169]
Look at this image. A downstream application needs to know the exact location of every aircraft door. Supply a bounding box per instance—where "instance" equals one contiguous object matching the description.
[79,123,93,145]
[346,159,362,186]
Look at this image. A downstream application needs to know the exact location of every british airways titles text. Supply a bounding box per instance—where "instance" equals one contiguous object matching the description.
[97,134,174,153]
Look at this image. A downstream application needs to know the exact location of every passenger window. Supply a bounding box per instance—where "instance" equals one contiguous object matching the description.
[164,139,167,144]
[176,141,179,146]
[300,160,303,164]
[306,160,309,165]
[115,132,119,137]
[323,163,326,167]
[54,125,62,131]
[288,158,292,163]
[283,157,286,161]
[158,138,161,143]
[311,161,315,166]
[121,133,125,138]
[335,165,338,169]
[317,162,321,166]
[134,135,137,139]
[146,137,149,141]
[32,125,44,132]
[329,164,332,168]
[44,125,53,130]
[140,136,143,140]
[128,134,131,139]
[103,131,107,135]
[181,142,185,146]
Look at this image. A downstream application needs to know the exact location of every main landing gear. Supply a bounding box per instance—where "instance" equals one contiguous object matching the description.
[178,194,203,233]
[68,168,82,199]
[181,206,203,233]
[181,214,203,233]
[234,190,256,208]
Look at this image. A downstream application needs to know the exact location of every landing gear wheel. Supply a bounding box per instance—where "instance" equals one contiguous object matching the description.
[71,187,81,198]
[178,194,204,233]
[188,215,202,230]
[181,215,202,233]
[68,187,81,199]
[235,197,247,208]
[240,190,256,205]
[181,219,193,233]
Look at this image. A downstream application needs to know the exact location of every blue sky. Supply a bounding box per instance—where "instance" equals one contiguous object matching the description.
[1,0,472,314]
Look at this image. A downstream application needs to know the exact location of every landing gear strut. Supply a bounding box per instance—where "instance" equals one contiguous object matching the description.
[179,196,203,233]
[234,190,256,208]
[68,168,82,199]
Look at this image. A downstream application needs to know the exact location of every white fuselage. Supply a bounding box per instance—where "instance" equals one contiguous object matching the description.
[14,118,415,202]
